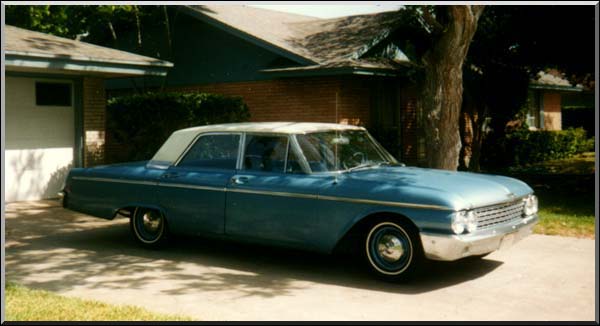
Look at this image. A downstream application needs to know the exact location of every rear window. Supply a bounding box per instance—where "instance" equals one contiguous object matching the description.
[177,134,240,170]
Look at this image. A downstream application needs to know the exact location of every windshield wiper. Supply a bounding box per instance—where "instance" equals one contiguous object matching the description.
[345,161,389,173]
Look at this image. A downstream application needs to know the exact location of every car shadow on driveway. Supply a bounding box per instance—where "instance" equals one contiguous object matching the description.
[5,203,504,298]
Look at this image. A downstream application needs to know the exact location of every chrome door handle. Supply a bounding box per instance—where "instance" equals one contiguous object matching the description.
[231,176,249,185]
[161,172,180,179]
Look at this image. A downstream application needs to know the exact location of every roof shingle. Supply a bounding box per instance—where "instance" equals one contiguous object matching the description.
[185,5,408,66]
[4,25,172,67]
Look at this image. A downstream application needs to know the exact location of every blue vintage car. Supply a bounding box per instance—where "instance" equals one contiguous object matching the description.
[61,122,538,281]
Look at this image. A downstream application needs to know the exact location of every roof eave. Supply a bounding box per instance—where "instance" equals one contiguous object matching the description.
[5,50,173,68]
[529,83,583,92]
[260,66,400,78]
[5,53,172,77]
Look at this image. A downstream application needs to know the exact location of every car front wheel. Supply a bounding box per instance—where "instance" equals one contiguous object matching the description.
[130,207,168,249]
[363,219,423,281]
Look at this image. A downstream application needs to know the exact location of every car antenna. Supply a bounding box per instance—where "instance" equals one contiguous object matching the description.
[334,91,339,185]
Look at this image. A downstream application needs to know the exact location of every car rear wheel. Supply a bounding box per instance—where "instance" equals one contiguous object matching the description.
[130,207,168,249]
[363,219,423,281]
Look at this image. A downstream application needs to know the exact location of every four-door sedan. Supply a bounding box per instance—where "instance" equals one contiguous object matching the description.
[61,122,538,281]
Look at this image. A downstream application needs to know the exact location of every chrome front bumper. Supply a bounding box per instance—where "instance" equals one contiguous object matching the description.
[420,214,538,261]
[57,191,65,207]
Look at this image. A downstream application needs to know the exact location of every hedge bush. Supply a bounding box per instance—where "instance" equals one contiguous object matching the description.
[106,92,250,163]
[486,127,595,168]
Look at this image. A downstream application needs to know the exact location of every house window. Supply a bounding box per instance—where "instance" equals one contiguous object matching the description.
[417,137,426,163]
[526,90,541,129]
[35,82,72,106]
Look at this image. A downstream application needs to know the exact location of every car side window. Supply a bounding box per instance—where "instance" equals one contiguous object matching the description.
[243,135,289,173]
[286,143,304,174]
[178,134,240,170]
[296,134,335,172]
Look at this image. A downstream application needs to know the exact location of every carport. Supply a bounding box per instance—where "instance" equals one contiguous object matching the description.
[3,25,172,202]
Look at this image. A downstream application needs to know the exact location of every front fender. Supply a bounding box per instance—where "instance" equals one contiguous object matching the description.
[328,204,455,254]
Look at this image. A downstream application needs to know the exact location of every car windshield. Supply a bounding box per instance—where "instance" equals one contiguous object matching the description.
[295,130,397,173]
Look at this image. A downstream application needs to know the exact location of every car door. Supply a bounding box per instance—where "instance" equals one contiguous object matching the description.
[158,132,242,236]
[225,133,329,250]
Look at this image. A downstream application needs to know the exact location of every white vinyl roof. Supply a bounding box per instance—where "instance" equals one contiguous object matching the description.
[176,122,364,135]
[151,122,365,165]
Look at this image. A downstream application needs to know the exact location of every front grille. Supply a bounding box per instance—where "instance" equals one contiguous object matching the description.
[474,199,524,229]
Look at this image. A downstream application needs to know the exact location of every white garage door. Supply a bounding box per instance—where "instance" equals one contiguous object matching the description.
[5,76,75,202]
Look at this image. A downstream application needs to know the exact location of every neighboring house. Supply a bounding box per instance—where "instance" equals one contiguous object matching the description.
[561,90,595,135]
[526,70,584,131]
[106,5,423,164]
[3,25,172,202]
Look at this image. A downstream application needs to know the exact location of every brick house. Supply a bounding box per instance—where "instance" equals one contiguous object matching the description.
[106,5,423,164]
[526,70,585,131]
[3,25,172,202]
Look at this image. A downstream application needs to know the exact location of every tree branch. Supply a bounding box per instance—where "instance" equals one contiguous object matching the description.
[420,5,445,34]
[470,5,486,19]
[133,5,143,49]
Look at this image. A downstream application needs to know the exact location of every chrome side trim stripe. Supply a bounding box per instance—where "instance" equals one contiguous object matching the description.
[72,176,156,186]
[158,183,226,192]
[228,188,451,210]
[318,195,452,211]
[72,176,452,210]
[227,188,317,199]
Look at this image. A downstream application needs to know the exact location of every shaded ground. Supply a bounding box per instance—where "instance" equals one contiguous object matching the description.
[4,200,596,321]
[506,152,595,175]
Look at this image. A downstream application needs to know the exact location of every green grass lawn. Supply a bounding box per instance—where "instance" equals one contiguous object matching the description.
[502,152,596,239]
[535,188,596,239]
[5,282,191,321]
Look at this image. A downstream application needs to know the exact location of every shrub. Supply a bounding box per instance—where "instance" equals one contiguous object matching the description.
[106,92,250,163]
[483,126,595,168]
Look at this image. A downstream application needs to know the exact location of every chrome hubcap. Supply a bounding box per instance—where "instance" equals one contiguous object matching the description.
[377,234,404,262]
[142,211,161,233]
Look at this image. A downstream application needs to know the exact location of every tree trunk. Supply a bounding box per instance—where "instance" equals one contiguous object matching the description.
[459,91,487,172]
[421,6,484,170]
[459,94,474,170]
[134,5,142,50]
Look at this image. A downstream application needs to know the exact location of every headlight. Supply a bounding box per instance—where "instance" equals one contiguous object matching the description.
[523,195,538,216]
[466,211,478,233]
[451,211,466,234]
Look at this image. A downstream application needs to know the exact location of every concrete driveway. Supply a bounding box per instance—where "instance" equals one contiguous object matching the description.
[4,200,596,321]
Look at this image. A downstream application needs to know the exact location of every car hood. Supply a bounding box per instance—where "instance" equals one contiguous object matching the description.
[343,166,533,210]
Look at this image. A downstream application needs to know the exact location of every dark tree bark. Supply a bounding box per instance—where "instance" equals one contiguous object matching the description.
[420,6,485,170]
[459,88,487,171]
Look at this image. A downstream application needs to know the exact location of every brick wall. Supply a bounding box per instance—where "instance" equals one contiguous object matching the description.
[106,76,421,164]
[399,87,419,165]
[170,76,371,126]
[543,92,562,130]
[336,77,372,126]
[82,77,106,166]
